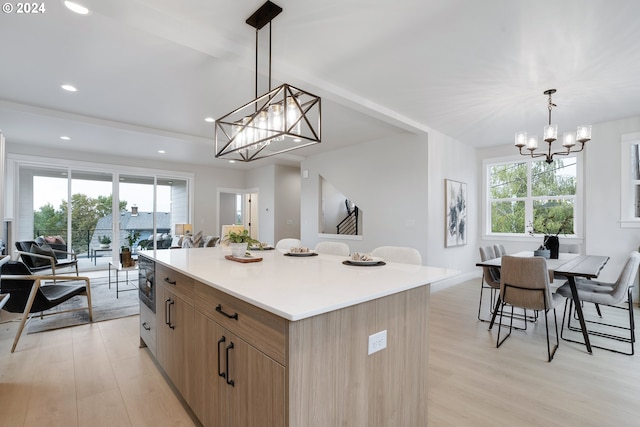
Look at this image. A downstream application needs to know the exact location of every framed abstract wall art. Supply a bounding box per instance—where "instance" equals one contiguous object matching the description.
[445,179,467,247]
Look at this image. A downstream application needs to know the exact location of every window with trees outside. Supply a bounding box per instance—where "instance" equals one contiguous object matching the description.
[621,134,640,228]
[486,157,577,237]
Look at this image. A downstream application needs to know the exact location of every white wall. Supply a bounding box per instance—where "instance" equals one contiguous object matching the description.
[585,116,640,283]
[301,132,431,257]
[426,128,479,286]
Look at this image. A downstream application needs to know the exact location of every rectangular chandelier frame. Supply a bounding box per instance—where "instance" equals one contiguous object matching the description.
[215,83,321,162]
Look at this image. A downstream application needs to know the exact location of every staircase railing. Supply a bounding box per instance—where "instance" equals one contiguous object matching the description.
[336,206,358,235]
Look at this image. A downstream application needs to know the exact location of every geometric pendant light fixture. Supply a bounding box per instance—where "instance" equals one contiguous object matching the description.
[215,1,321,162]
[514,89,591,163]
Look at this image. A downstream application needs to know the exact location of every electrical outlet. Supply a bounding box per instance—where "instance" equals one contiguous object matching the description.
[368,330,387,355]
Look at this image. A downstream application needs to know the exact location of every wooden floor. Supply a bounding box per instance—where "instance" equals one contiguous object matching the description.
[0,278,638,426]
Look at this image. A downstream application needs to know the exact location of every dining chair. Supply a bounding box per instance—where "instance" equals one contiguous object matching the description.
[370,246,422,265]
[478,246,501,322]
[0,260,92,353]
[276,238,302,252]
[493,244,507,257]
[489,255,564,362]
[314,242,350,256]
[555,251,640,355]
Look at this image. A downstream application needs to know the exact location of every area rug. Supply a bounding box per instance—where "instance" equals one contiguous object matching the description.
[26,275,139,334]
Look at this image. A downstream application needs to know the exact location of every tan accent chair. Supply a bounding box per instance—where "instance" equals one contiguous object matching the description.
[489,255,564,362]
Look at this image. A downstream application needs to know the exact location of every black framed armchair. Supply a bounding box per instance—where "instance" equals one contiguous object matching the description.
[0,260,92,352]
[14,240,79,276]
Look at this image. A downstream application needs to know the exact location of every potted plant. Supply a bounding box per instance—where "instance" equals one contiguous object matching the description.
[223,229,261,257]
[99,235,111,248]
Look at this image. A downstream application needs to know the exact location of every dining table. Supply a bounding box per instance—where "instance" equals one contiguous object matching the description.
[476,251,610,354]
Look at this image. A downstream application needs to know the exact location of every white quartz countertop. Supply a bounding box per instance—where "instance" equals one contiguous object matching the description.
[142,247,459,321]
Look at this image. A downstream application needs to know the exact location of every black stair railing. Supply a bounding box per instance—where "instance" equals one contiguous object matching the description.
[336,206,358,235]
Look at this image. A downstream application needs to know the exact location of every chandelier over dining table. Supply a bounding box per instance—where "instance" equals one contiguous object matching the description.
[214,1,321,162]
[514,89,591,163]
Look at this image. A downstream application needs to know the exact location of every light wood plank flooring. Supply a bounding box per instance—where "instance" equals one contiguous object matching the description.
[1,279,638,426]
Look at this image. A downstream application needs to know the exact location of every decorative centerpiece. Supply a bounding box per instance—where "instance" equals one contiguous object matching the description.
[99,235,111,249]
[528,213,573,259]
[223,230,262,258]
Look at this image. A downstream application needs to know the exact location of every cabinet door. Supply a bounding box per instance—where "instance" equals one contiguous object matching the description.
[194,312,228,427]
[227,332,286,427]
[157,284,195,404]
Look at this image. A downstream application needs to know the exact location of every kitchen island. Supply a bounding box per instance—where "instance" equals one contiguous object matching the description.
[139,247,458,427]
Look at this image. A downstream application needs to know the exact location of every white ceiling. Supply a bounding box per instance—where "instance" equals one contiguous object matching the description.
[1,0,640,169]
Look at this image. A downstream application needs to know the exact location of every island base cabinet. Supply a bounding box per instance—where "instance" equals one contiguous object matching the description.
[194,311,286,427]
[156,284,195,405]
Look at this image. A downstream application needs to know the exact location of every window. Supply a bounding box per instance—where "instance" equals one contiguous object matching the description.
[486,157,577,236]
[621,133,640,227]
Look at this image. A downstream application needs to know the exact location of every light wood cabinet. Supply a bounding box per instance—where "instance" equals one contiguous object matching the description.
[156,265,195,406]
[139,302,156,357]
[193,286,286,427]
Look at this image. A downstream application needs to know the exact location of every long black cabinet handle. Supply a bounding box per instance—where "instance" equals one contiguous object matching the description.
[225,342,235,387]
[164,277,177,285]
[142,322,151,331]
[168,300,175,329]
[164,298,171,326]
[215,304,239,320]
[217,336,226,378]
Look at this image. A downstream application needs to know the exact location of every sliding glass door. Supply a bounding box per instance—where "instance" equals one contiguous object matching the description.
[14,161,191,271]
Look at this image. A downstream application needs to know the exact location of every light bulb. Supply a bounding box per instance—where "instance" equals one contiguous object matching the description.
[269,104,284,141]
[526,136,538,151]
[543,124,558,143]
[562,131,576,148]
[515,131,527,147]
[286,97,301,135]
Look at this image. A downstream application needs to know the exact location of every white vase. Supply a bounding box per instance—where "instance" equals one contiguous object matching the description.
[100,243,110,249]
[230,242,247,257]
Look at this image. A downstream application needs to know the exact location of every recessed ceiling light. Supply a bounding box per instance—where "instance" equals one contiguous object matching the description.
[60,136,71,140]
[204,117,215,123]
[61,84,77,92]
[229,160,236,163]
[158,150,166,154]
[63,1,90,15]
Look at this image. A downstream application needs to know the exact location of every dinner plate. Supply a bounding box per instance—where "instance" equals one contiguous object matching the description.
[346,257,384,265]
[285,250,317,257]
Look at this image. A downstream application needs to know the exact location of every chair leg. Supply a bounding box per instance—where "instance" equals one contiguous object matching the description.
[496,304,514,348]
[545,308,559,362]
[11,278,42,353]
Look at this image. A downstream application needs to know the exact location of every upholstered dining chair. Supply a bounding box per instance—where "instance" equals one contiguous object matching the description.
[276,238,302,252]
[0,260,92,353]
[314,242,350,257]
[489,255,564,362]
[370,246,422,265]
[493,244,507,257]
[478,246,501,322]
[556,251,640,355]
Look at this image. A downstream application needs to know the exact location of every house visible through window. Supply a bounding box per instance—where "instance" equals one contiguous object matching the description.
[486,157,577,236]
